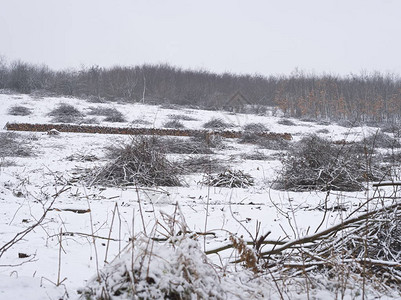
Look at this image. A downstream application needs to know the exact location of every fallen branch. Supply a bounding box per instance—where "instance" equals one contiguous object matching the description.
[0,186,70,258]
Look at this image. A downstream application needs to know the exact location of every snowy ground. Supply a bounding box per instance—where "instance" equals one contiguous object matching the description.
[0,93,399,299]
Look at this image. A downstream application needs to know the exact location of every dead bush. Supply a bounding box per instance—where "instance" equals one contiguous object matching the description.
[108,136,212,155]
[131,118,152,125]
[190,132,224,149]
[181,156,226,174]
[48,103,84,123]
[79,117,99,124]
[277,118,297,126]
[201,170,254,188]
[363,131,401,149]
[91,137,181,186]
[203,117,233,130]
[336,119,360,128]
[274,135,385,191]
[88,106,126,122]
[241,151,270,160]
[0,132,33,157]
[161,137,212,154]
[382,151,401,164]
[239,134,290,150]
[168,114,198,121]
[163,119,185,129]
[66,153,98,162]
[8,105,32,116]
[316,128,330,134]
[0,158,16,168]
[242,122,268,132]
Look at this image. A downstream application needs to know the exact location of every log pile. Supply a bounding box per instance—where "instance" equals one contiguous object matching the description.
[5,122,293,140]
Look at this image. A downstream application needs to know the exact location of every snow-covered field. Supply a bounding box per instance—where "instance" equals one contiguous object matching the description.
[0,93,399,299]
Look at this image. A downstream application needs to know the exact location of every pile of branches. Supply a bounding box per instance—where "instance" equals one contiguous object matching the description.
[363,131,401,149]
[181,156,226,174]
[275,135,387,191]
[90,137,181,186]
[156,136,213,154]
[0,132,33,157]
[48,103,84,123]
[259,202,401,289]
[201,170,254,188]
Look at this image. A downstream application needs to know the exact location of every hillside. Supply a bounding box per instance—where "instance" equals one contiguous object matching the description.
[0,92,400,299]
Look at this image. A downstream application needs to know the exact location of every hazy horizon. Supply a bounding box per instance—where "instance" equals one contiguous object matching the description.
[1,0,400,77]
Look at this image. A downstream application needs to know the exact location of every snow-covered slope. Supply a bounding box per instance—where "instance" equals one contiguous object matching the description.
[0,93,398,299]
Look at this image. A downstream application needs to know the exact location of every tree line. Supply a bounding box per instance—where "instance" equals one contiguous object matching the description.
[1,58,401,124]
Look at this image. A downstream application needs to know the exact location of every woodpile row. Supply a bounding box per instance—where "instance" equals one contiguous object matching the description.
[5,122,293,141]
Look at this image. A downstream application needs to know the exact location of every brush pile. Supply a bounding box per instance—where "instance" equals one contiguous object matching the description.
[259,202,401,289]
[201,170,254,188]
[90,137,181,186]
[181,156,226,174]
[275,135,386,191]
[0,132,33,157]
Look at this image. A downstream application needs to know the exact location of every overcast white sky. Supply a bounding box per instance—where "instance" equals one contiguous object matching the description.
[1,0,400,76]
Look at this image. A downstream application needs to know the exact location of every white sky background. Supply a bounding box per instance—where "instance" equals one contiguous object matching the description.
[0,0,400,76]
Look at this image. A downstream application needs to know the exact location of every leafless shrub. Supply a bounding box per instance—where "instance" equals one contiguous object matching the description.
[87,106,126,122]
[317,120,331,126]
[108,136,212,155]
[162,137,213,154]
[363,131,401,149]
[191,132,224,149]
[241,151,270,160]
[66,153,98,162]
[0,158,16,168]
[382,151,401,164]
[380,124,400,134]
[87,106,114,116]
[163,119,185,129]
[274,135,385,191]
[238,132,260,144]
[131,118,152,125]
[48,103,84,123]
[88,106,126,122]
[300,117,317,123]
[277,118,297,126]
[201,170,254,188]
[86,95,107,103]
[242,122,268,132]
[91,137,181,186]
[104,113,126,122]
[79,117,99,124]
[239,134,290,150]
[203,117,233,130]
[0,132,33,157]
[168,114,198,121]
[8,105,32,116]
[181,156,226,174]
[316,128,330,134]
[336,119,360,128]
